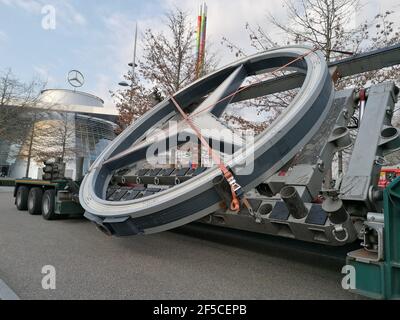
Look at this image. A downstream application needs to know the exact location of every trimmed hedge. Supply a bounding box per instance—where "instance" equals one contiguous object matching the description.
[0,179,15,187]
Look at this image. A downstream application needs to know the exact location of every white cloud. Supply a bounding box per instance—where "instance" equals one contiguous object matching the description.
[362,0,400,21]
[0,0,87,27]
[93,73,117,111]
[102,11,167,74]
[33,65,57,86]
[89,0,284,110]
[57,1,87,27]
[98,0,285,88]
[163,0,287,64]
[0,30,7,42]
[90,0,357,107]
[55,0,400,109]
[0,0,43,14]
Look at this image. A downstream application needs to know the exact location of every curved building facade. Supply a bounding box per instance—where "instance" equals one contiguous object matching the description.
[0,89,118,180]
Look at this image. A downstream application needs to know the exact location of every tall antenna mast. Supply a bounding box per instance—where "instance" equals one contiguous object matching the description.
[132,22,138,82]
[196,2,208,79]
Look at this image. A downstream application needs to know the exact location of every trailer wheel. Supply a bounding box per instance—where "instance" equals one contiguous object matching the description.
[28,188,43,215]
[16,186,29,211]
[42,189,57,220]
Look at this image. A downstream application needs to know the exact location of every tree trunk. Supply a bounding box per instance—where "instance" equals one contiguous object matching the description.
[25,119,36,177]
[61,136,67,163]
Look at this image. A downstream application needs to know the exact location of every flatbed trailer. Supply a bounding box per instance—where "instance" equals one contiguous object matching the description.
[14,178,84,220]
[7,44,400,299]
[78,43,400,299]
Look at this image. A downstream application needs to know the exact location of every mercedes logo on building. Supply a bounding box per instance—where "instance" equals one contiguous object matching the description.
[67,70,85,88]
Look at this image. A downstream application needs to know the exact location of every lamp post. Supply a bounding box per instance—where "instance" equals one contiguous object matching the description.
[119,22,138,98]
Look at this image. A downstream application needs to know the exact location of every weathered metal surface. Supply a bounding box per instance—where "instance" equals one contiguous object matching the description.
[80,46,334,236]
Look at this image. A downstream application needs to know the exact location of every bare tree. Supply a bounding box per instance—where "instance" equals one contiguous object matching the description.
[33,112,77,163]
[110,75,162,132]
[222,0,400,169]
[17,112,49,176]
[55,112,77,162]
[0,69,43,144]
[336,10,400,89]
[267,5,400,169]
[112,8,218,131]
[268,0,366,61]
[140,8,217,96]
[223,0,369,61]
[0,69,49,177]
[222,1,400,127]
[16,111,79,177]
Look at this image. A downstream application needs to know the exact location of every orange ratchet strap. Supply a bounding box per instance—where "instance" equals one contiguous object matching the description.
[169,47,319,212]
[170,96,242,212]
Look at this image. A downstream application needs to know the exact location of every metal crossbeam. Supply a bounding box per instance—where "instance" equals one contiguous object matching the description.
[233,43,400,103]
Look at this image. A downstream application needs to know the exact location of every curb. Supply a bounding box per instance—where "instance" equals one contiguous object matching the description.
[0,279,20,300]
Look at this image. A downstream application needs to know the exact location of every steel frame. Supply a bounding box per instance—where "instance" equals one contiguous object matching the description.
[81,44,400,245]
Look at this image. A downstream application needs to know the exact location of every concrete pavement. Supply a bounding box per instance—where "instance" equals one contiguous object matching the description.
[0,192,361,300]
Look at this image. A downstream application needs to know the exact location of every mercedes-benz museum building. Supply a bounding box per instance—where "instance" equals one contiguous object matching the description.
[0,89,118,180]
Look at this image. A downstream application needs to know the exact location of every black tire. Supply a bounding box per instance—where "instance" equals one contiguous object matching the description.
[42,189,57,220]
[28,188,43,215]
[16,186,29,211]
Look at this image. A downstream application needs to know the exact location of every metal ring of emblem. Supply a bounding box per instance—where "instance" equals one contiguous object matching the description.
[80,46,334,235]
[67,70,85,88]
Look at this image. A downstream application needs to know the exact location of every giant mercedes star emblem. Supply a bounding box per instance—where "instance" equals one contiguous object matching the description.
[80,46,334,236]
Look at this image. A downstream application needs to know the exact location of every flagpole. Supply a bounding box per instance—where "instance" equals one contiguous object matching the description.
[196,4,203,78]
[132,22,138,83]
[199,3,207,77]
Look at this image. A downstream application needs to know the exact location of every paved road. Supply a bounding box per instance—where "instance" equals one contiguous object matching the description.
[0,192,361,300]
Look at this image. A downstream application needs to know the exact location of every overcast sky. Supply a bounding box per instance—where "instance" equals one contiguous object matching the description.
[1,0,399,111]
